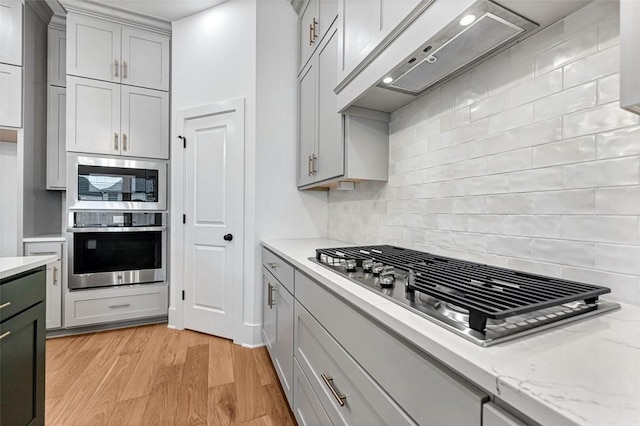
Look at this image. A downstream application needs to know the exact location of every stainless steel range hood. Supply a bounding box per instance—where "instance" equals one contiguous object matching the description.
[344,0,594,113]
[381,1,538,96]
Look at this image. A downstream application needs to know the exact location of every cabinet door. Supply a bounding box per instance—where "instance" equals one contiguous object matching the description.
[48,27,66,87]
[0,303,46,426]
[298,61,316,187]
[315,28,343,182]
[317,0,338,43]
[341,0,382,75]
[120,85,169,159]
[0,0,22,66]
[293,359,332,426]
[121,26,170,91]
[262,269,277,352]
[298,0,317,70]
[46,260,63,329]
[274,283,294,406]
[67,76,121,155]
[67,13,121,83]
[47,86,66,189]
[0,63,22,128]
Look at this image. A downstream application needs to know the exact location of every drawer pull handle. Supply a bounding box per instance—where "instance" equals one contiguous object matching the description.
[0,302,11,310]
[53,267,58,285]
[0,331,10,341]
[28,251,57,255]
[321,374,346,406]
[267,262,279,269]
[108,303,131,309]
[267,283,275,309]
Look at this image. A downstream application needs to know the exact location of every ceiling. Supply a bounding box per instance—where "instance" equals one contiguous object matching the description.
[58,0,230,22]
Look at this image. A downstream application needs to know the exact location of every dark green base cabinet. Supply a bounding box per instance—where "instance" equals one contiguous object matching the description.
[1,268,46,426]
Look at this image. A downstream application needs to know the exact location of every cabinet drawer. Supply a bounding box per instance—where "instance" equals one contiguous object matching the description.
[24,242,63,260]
[295,300,413,426]
[65,284,168,327]
[293,358,332,426]
[262,248,294,293]
[295,270,488,426]
[0,269,46,323]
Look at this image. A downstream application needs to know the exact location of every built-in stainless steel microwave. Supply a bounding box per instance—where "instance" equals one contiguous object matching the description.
[68,155,167,211]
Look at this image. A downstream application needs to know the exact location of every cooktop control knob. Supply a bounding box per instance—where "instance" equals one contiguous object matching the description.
[363,259,374,272]
[372,262,385,275]
[379,266,396,288]
[345,259,357,272]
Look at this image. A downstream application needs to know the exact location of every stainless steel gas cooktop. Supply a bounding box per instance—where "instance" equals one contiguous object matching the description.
[311,245,620,346]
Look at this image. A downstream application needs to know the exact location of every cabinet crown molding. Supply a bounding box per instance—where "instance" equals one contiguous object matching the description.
[59,0,171,35]
[49,13,66,29]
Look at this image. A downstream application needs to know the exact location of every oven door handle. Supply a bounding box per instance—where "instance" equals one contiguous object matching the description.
[68,226,167,233]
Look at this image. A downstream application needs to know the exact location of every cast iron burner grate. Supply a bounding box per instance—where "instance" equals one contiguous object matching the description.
[315,245,611,332]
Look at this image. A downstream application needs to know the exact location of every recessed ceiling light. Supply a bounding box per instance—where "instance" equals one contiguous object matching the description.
[459,14,476,26]
[382,77,394,84]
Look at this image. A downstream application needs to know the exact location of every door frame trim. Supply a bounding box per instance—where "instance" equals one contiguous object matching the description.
[169,98,245,343]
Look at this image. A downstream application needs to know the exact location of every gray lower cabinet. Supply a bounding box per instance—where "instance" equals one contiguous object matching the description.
[293,358,333,426]
[261,256,295,405]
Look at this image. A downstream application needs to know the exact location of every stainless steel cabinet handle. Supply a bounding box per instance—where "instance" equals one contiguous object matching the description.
[114,59,119,77]
[28,251,56,255]
[312,154,318,174]
[309,23,314,45]
[312,18,318,40]
[123,61,128,79]
[114,133,119,150]
[308,155,313,176]
[0,331,10,341]
[321,374,346,406]
[267,262,279,269]
[108,303,131,309]
[0,302,11,310]
[123,133,128,151]
[267,283,274,309]
[53,267,58,285]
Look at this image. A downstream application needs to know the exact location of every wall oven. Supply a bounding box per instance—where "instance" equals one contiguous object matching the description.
[67,212,166,290]
[68,154,167,211]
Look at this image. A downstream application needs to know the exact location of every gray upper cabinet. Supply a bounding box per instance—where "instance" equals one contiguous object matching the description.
[48,26,66,87]
[67,13,169,91]
[47,85,66,189]
[298,0,338,71]
[0,0,23,66]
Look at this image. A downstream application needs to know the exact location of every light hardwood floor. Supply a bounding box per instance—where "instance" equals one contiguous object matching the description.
[45,324,296,426]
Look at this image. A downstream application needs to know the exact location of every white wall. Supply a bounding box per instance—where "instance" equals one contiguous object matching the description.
[0,141,19,256]
[328,2,640,306]
[171,0,327,346]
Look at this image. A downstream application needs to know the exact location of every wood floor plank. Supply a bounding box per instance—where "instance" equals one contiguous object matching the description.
[175,344,209,425]
[233,345,270,423]
[141,364,184,426]
[208,382,238,425]
[106,396,149,426]
[208,336,235,387]
[45,325,296,426]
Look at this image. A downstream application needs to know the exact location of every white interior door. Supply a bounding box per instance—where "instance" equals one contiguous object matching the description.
[182,104,244,339]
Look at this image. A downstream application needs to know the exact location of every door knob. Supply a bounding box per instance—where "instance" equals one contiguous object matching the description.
[223,234,233,241]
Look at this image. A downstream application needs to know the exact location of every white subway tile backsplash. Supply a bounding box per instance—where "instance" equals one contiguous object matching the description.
[486,193,531,214]
[595,126,640,159]
[597,73,619,105]
[563,157,640,188]
[506,216,562,238]
[562,216,638,244]
[487,149,532,174]
[563,45,619,89]
[533,82,597,122]
[508,118,563,150]
[489,103,534,135]
[595,187,640,215]
[563,102,638,139]
[510,69,563,106]
[533,136,595,167]
[534,29,597,76]
[328,4,640,306]
[486,235,531,258]
[595,244,640,275]
[530,189,594,214]
[532,239,594,268]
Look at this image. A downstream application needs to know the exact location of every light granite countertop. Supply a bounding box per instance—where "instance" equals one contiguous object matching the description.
[262,238,640,426]
[0,255,58,280]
